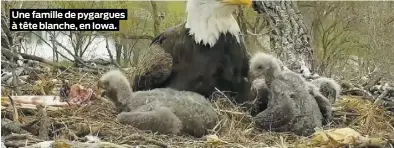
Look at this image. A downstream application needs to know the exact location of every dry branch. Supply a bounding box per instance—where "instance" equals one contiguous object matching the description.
[105,37,122,70]
[3,134,43,147]
[2,48,76,73]
[8,95,20,123]
[2,48,102,74]
[37,104,50,140]
[120,34,154,40]
[52,39,99,70]
[364,76,382,91]
[342,88,373,97]
[374,86,394,105]
[1,46,21,60]
[1,118,30,136]
[30,31,75,62]
[1,60,45,73]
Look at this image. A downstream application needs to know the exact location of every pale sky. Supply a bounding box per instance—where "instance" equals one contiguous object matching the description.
[22,32,117,61]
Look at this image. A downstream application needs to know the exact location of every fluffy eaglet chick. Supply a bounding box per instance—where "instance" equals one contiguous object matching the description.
[249,52,327,136]
[250,52,332,125]
[98,70,219,138]
[305,81,333,125]
[311,77,341,104]
[245,52,289,115]
[241,54,278,116]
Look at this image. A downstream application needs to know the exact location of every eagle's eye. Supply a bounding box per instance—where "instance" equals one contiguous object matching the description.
[257,65,262,69]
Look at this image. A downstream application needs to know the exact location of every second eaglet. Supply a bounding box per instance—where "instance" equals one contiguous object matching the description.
[249,52,332,136]
[98,70,219,137]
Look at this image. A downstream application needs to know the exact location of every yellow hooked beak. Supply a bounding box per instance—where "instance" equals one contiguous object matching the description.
[221,0,252,6]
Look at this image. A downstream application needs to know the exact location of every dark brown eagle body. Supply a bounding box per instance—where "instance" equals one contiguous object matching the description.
[134,22,251,103]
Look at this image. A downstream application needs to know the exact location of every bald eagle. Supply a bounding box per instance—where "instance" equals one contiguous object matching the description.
[132,0,252,103]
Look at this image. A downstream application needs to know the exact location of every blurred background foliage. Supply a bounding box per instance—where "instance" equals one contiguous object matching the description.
[1,1,393,83]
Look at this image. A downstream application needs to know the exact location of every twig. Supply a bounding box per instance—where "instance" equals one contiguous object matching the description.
[3,134,43,147]
[218,109,251,117]
[213,87,238,109]
[374,86,394,105]
[8,95,20,123]
[2,48,76,73]
[364,76,382,91]
[31,31,74,62]
[119,34,154,40]
[342,88,374,99]
[105,37,124,73]
[333,112,360,117]
[52,39,99,70]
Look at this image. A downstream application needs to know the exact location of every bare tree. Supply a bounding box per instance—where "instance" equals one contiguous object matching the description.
[358,2,394,82]
[252,1,315,75]
[299,2,361,77]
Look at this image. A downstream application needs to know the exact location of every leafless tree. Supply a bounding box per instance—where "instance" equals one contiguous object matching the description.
[252,1,315,75]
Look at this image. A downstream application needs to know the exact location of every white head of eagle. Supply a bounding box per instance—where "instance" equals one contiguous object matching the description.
[185,0,251,47]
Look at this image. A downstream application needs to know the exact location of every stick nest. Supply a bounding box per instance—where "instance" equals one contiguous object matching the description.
[2,71,394,147]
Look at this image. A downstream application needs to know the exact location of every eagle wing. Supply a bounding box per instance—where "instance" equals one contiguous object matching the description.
[131,44,173,91]
[131,24,184,91]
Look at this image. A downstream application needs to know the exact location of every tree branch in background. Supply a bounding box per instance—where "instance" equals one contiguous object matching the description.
[51,39,99,70]
[105,37,123,71]
[150,1,160,36]
[48,31,59,62]
[31,31,74,62]
[121,34,154,40]
[80,32,97,57]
